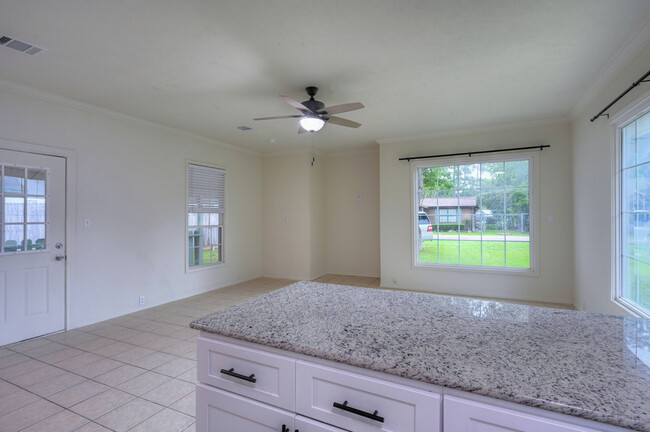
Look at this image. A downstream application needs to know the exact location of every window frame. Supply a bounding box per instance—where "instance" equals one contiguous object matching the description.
[185,161,226,272]
[610,91,650,317]
[411,152,539,275]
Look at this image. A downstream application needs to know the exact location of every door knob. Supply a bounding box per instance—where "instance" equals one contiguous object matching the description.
[55,255,66,261]
[55,242,64,249]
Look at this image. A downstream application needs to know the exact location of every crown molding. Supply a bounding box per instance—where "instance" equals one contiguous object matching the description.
[0,78,260,158]
[376,116,569,146]
[569,17,650,120]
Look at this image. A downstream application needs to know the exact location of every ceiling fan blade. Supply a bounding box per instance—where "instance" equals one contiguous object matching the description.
[318,102,364,115]
[280,96,312,112]
[253,115,302,120]
[298,126,307,134]
[327,116,361,128]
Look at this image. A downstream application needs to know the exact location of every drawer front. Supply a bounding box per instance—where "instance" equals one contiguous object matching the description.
[196,384,294,432]
[197,337,295,410]
[444,396,603,432]
[296,361,441,432]
[295,415,348,432]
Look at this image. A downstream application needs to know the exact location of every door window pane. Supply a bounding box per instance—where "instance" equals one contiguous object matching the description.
[4,225,24,252]
[5,197,24,223]
[26,224,46,250]
[4,167,25,194]
[27,169,46,195]
[27,197,45,223]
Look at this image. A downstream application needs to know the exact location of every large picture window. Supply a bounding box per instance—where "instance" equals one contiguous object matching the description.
[187,163,224,268]
[414,156,532,270]
[617,110,650,315]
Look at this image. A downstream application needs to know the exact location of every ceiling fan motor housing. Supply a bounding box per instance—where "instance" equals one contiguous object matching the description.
[301,86,326,113]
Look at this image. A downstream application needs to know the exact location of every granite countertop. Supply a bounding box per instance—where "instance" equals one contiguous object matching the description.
[190,281,650,431]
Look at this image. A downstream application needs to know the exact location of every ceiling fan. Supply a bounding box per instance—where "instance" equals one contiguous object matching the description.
[253,86,364,133]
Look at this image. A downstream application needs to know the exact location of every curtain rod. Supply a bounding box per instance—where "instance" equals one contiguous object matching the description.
[398,145,550,162]
[590,69,650,122]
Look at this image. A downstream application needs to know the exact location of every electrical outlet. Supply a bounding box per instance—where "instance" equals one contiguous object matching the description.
[139,296,145,306]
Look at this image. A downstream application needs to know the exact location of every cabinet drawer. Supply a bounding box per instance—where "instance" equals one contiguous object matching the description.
[444,396,603,432]
[296,361,441,432]
[196,384,294,432]
[295,415,347,432]
[197,337,295,411]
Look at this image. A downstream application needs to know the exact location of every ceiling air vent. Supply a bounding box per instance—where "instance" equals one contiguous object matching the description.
[237,126,253,131]
[0,34,46,56]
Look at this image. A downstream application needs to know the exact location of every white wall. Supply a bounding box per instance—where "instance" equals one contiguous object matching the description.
[379,123,574,304]
[309,153,327,280]
[261,151,312,280]
[325,150,380,277]
[572,39,650,315]
[0,85,262,328]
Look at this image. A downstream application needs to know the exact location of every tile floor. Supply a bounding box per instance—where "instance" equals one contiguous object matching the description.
[0,274,569,432]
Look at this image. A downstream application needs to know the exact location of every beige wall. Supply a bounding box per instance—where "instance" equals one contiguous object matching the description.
[0,85,262,328]
[325,150,380,277]
[572,40,650,315]
[379,123,574,304]
[309,153,327,279]
[261,152,311,280]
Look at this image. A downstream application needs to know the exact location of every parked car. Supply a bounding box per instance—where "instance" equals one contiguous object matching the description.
[418,211,433,241]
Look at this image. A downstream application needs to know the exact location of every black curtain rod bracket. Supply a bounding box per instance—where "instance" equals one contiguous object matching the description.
[399,145,549,162]
[590,69,650,122]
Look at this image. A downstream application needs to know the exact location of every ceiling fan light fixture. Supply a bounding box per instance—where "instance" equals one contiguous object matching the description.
[299,116,325,132]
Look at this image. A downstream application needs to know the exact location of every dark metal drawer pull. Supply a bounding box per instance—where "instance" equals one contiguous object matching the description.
[333,400,384,423]
[220,368,256,383]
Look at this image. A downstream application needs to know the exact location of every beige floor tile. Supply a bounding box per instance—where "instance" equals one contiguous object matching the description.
[70,388,134,419]
[91,341,135,357]
[72,336,118,352]
[175,367,196,384]
[115,371,172,396]
[46,380,108,408]
[95,398,163,432]
[152,358,196,378]
[0,379,20,398]
[142,336,180,351]
[182,423,195,432]
[72,422,113,432]
[38,347,86,364]
[129,408,194,432]
[7,364,65,387]
[7,337,52,353]
[0,389,40,416]
[21,341,68,358]
[169,391,195,416]
[0,359,48,380]
[130,352,176,370]
[182,349,197,360]
[159,341,195,357]
[110,346,155,363]
[94,364,146,386]
[0,398,62,432]
[27,371,87,397]
[73,357,123,378]
[0,348,13,358]
[20,409,89,432]
[141,379,195,406]
[55,352,105,371]
[0,353,30,370]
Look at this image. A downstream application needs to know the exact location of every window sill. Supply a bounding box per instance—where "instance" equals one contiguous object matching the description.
[186,261,227,274]
[613,297,650,318]
[413,262,538,277]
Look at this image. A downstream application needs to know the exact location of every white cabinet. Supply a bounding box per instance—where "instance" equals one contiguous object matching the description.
[197,336,295,411]
[196,384,294,432]
[296,361,440,432]
[444,396,604,432]
[196,334,628,432]
[295,415,347,432]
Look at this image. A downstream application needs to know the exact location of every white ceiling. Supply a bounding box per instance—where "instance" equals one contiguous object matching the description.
[0,1,649,153]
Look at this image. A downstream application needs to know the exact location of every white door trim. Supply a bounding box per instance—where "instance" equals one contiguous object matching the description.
[0,136,77,331]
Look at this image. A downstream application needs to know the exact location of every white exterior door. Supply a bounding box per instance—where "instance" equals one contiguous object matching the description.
[0,149,66,346]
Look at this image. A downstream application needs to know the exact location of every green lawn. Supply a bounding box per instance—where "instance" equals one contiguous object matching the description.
[435,230,529,237]
[622,241,650,311]
[419,240,530,268]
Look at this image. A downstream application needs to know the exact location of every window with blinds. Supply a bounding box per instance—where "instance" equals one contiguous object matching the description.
[187,163,224,268]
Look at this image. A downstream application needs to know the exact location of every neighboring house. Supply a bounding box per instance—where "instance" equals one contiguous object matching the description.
[420,196,478,225]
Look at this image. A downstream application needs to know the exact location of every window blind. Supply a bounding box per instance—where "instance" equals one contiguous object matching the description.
[187,164,225,213]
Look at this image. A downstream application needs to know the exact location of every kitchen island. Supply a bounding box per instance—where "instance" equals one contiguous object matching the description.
[190,281,650,432]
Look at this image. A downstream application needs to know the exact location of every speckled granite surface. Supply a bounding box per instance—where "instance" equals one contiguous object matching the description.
[190,281,650,431]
